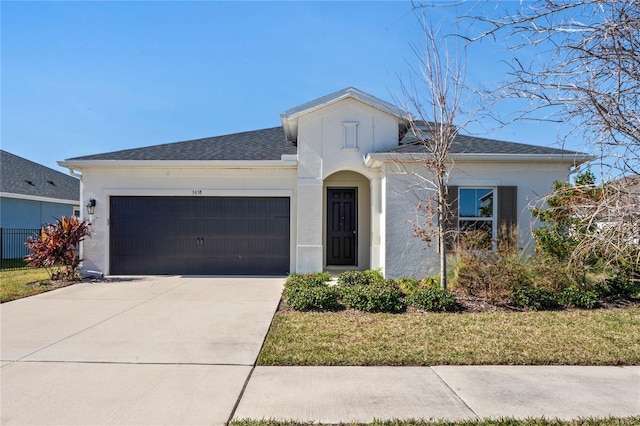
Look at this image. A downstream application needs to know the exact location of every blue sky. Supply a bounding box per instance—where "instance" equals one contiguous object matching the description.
[2,1,582,174]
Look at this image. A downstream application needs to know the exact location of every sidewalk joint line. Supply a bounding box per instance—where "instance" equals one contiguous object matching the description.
[430,367,480,420]
[226,363,257,425]
[226,284,283,424]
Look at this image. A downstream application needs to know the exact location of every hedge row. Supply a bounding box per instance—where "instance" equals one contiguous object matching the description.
[283,271,456,313]
[282,270,634,313]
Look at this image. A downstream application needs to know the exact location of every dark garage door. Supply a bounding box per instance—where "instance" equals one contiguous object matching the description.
[110,196,290,275]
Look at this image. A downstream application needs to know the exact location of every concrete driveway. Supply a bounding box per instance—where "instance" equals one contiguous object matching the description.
[1,276,284,425]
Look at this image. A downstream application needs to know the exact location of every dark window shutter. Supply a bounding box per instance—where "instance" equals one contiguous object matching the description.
[498,186,517,246]
[444,186,458,251]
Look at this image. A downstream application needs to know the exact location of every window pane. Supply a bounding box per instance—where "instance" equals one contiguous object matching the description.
[459,188,493,218]
[459,220,493,249]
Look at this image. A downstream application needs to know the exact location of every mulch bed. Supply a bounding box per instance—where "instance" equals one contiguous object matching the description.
[26,280,77,291]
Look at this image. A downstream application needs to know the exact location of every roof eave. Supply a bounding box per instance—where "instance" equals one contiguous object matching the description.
[58,159,299,170]
[0,192,79,205]
[364,152,595,168]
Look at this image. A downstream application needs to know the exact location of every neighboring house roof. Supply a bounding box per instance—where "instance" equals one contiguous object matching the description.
[280,87,406,143]
[0,150,79,202]
[616,174,640,190]
[65,127,297,161]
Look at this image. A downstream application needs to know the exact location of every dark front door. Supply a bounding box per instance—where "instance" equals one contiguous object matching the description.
[110,196,290,275]
[326,188,357,265]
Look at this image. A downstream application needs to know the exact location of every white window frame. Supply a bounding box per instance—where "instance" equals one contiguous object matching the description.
[458,187,497,249]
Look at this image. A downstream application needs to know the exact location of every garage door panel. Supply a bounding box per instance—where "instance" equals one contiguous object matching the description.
[110,197,290,275]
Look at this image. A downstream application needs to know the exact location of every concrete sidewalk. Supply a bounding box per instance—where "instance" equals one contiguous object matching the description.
[233,365,640,423]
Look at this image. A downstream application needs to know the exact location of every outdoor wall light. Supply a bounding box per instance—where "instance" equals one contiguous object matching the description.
[86,198,96,215]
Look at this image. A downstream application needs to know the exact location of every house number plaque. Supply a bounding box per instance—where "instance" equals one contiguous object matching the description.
[192,190,203,195]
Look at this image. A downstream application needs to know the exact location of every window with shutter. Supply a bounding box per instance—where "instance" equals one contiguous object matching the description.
[446,185,517,250]
[458,187,495,249]
[498,186,518,246]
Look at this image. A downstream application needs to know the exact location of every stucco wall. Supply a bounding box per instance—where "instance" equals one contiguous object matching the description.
[383,160,574,279]
[297,98,400,180]
[294,98,396,272]
[80,166,297,275]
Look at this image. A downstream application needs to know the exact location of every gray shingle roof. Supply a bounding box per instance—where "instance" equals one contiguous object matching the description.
[66,127,297,161]
[385,133,582,156]
[1,150,79,201]
[64,124,586,164]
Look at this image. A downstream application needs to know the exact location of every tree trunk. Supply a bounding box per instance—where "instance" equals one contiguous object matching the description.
[437,171,447,290]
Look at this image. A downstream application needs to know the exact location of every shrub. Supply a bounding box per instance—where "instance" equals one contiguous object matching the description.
[406,287,457,312]
[531,170,601,265]
[396,277,420,295]
[420,276,441,289]
[283,273,339,311]
[337,269,384,286]
[510,285,558,311]
[450,224,533,305]
[527,255,579,295]
[594,276,640,299]
[286,272,331,287]
[340,281,404,313]
[450,248,530,305]
[25,215,91,281]
[558,285,599,309]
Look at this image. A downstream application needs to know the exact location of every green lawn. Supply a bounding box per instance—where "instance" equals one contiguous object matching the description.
[258,308,640,366]
[0,268,65,303]
[231,417,640,426]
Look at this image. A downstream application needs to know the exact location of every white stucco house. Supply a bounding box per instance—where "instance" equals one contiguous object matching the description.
[59,88,591,278]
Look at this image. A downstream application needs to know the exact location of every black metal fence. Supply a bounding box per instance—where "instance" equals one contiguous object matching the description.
[0,228,39,270]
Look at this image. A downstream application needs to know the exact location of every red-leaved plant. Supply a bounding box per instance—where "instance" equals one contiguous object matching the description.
[25,216,91,281]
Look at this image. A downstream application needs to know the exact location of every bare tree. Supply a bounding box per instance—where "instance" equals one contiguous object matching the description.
[396,15,470,289]
[462,0,640,276]
[466,0,639,176]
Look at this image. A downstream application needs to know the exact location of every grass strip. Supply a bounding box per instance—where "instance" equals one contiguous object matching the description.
[258,308,640,366]
[1,268,60,303]
[231,417,640,426]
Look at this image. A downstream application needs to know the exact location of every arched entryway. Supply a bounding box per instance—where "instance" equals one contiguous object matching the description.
[323,170,371,270]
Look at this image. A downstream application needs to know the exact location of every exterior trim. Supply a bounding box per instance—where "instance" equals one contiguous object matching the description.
[364,152,595,168]
[0,192,79,206]
[58,159,298,170]
[103,189,294,197]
